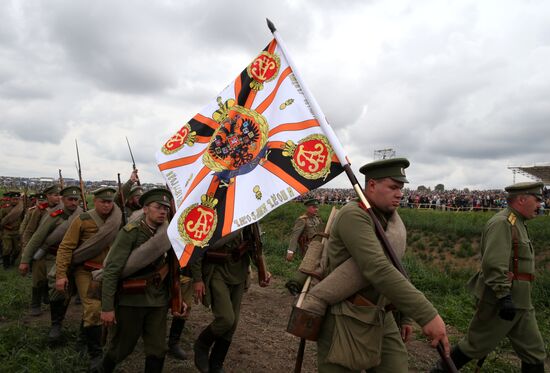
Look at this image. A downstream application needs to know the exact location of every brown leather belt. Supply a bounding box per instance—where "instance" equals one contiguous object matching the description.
[346,293,395,312]
[507,272,535,282]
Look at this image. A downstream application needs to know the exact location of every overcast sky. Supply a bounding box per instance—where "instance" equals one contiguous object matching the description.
[1,0,549,191]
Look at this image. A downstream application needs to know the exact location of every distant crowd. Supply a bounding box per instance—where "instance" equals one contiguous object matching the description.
[297,187,550,213]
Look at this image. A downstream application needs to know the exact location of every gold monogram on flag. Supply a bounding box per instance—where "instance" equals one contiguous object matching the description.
[178,195,218,247]
[161,123,197,155]
[283,134,334,180]
[247,51,281,91]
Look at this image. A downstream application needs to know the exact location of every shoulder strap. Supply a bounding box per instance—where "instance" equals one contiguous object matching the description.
[87,209,105,228]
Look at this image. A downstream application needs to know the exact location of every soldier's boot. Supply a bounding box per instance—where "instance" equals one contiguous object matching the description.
[194,326,217,373]
[41,283,50,305]
[30,287,43,316]
[168,317,188,360]
[430,345,472,372]
[209,338,231,373]
[101,355,117,373]
[84,325,103,373]
[48,300,68,344]
[74,293,82,305]
[144,355,165,373]
[521,361,545,373]
[75,320,87,356]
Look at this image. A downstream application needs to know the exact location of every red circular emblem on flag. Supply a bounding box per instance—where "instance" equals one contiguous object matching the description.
[283,134,334,180]
[161,124,196,155]
[178,196,218,247]
[247,51,281,91]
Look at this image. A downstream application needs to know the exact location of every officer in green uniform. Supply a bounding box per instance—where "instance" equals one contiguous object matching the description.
[0,191,24,268]
[431,182,546,373]
[192,224,271,373]
[19,186,62,315]
[316,158,449,373]
[286,198,323,261]
[100,188,185,373]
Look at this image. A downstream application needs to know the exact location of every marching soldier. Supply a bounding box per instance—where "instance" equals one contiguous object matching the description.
[100,188,186,373]
[431,182,546,373]
[115,169,143,220]
[19,186,62,314]
[19,187,82,322]
[0,191,24,268]
[309,158,449,372]
[286,198,323,261]
[192,224,271,373]
[55,187,121,371]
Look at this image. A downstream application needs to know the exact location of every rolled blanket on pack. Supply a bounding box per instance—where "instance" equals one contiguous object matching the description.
[128,209,143,223]
[0,200,24,227]
[301,211,407,315]
[71,205,122,264]
[93,221,172,281]
[43,207,83,248]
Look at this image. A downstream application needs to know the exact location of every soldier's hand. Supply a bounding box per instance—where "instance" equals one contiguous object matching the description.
[130,169,139,183]
[101,311,116,327]
[55,277,69,292]
[401,324,413,343]
[497,294,516,321]
[286,251,294,262]
[18,263,29,276]
[193,281,205,304]
[172,301,188,318]
[259,271,272,287]
[421,314,450,356]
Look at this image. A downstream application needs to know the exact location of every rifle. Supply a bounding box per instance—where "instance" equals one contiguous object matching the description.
[246,222,268,285]
[125,137,140,186]
[59,169,64,189]
[117,173,128,226]
[75,139,88,211]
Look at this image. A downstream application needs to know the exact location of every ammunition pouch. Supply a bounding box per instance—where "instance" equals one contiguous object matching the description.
[119,263,169,294]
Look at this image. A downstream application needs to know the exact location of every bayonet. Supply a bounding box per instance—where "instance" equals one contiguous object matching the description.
[125,136,140,186]
[75,139,88,211]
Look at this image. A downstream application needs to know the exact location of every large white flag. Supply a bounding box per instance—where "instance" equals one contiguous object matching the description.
[157,38,343,267]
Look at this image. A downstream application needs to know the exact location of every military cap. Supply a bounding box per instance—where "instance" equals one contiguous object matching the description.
[35,193,47,200]
[6,191,21,198]
[43,185,60,195]
[92,187,117,201]
[139,188,173,207]
[359,158,410,183]
[60,186,82,198]
[128,185,144,198]
[505,181,544,201]
[304,198,320,206]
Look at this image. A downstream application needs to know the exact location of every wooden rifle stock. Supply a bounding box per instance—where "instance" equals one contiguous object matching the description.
[249,222,267,285]
[168,248,183,315]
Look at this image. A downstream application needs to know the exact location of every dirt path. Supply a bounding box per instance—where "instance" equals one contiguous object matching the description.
[20,276,448,372]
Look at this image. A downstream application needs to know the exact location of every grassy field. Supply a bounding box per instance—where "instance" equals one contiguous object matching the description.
[1,203,549,372]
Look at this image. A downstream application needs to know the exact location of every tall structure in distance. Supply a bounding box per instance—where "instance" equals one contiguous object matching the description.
[373,148,396,160]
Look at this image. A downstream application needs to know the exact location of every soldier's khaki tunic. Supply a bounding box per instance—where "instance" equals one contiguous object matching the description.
[458,207,546,364]
[0,204,23,258]
[21,209,71,290]
[102,217,170,361]
[317,201,437,373]
[56,210,111,327]
[287,213,322,254]
[20,204,56,287]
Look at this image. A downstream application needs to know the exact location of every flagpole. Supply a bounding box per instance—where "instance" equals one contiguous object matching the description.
[267,19,455,370]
